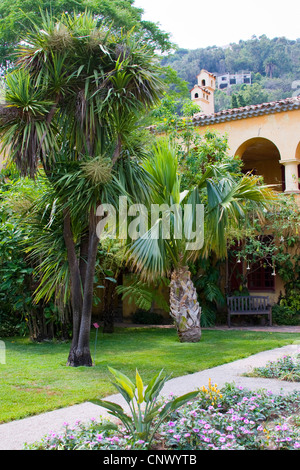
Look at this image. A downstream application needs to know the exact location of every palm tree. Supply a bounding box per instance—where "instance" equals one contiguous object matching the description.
[126,139,275,342]
[0,11,165,366]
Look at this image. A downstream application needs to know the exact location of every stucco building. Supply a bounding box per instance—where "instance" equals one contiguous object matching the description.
[190,80,300,306]
[190,69,216,115]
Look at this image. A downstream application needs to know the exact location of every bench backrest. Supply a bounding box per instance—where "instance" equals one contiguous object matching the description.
[227,296,269,312]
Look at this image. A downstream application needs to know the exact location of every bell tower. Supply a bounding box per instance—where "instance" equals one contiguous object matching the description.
[190,69,216,115]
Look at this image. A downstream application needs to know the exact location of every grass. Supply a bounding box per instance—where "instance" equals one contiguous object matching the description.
[1,327,299,423]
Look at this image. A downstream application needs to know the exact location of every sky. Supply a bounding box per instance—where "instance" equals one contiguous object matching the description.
[133,0,300,49]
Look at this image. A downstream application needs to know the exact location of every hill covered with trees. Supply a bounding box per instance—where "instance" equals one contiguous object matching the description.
[161,35,300,111]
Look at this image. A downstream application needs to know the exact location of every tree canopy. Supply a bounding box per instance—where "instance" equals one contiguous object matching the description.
[0,0,174,65]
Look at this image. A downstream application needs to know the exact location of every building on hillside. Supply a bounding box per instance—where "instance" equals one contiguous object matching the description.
[216,71,252,90]
[190,69,216,114]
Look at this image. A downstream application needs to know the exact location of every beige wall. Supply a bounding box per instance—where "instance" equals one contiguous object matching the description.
[192,108,300,303]
[193,109,300,163]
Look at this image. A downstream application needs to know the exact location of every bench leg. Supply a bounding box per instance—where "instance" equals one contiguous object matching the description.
[269,312,272,326]
[228,313,231,328]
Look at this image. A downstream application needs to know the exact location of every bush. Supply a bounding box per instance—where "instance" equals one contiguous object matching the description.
[0,311,21,337]
[132,309,165,325]
[161,383,300,451]
[248,354,300,382]
[272,304,300,325]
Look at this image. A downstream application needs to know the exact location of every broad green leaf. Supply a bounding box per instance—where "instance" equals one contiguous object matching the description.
[92,399,124,414]
[169,391,199,410]
[108,367,135,401]
[136,369,144,404]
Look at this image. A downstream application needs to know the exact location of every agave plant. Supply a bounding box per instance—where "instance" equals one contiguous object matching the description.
[95,367,198,447]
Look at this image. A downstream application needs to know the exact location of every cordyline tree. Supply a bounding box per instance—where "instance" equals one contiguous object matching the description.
[0,11,165,366]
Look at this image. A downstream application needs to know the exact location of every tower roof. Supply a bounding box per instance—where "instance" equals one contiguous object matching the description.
[196,69,216,79]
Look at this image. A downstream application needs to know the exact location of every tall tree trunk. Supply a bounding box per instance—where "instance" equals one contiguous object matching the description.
[63,209,83,365]
[64,206,100,367]
[103,279,116,333]
[169,265,201,342]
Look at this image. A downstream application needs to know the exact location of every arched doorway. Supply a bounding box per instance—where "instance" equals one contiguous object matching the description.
[296,141,300,160]
[235,138,284,191]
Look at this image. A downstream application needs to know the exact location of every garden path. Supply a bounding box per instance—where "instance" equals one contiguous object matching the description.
[0,337,299,450]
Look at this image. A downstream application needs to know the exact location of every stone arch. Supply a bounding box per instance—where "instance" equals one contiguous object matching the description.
[234,137,283,190]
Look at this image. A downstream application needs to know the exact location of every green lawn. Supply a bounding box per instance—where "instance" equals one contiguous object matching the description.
[0,327,299,423]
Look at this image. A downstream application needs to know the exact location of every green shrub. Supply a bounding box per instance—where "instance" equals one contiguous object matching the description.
[132,309,165,325]
[272,304,300,325]
[248,354,300,382]
[95,367,198,448]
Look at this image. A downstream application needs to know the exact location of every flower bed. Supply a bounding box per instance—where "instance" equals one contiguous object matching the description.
[247,354,300,382]
[25,380,300,451]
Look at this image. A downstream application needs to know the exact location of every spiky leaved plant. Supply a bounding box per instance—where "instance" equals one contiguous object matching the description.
[126,139,275,342]
[0,11,165,366]
[96,367,198,448]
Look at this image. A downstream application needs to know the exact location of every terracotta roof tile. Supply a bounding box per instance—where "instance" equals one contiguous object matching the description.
[192,96,300,126]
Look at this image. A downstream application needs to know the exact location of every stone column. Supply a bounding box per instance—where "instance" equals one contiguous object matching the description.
[280,159,300,193]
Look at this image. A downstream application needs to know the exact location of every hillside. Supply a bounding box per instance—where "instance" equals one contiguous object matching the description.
[161,35,300,112]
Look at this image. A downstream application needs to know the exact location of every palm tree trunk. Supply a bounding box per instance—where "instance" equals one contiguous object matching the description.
[169,265,201,342]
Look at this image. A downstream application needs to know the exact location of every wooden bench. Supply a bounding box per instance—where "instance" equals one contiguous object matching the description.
[227,295,272,328]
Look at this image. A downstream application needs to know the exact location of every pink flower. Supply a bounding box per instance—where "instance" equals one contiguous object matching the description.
[93,323,100,328]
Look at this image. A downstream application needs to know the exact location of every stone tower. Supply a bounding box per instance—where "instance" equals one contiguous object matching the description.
[190,70,216,115]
